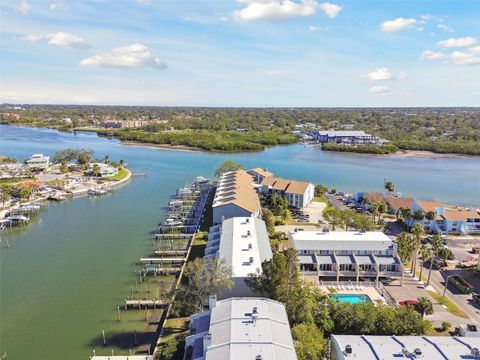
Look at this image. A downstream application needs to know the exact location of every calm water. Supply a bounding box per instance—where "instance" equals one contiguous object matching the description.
[0,125,479,359]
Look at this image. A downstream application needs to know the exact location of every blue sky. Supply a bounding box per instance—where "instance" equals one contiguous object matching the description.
[1,0,479,106]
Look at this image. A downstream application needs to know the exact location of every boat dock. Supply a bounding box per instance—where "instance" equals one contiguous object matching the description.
[124,299,166,309]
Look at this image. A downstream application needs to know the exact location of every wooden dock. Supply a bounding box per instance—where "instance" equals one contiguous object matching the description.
[154,249,188,256]
[140,257,185,264]
[124,299,166,309]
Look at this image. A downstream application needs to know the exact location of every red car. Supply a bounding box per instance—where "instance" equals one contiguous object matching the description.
[399,300,417,307]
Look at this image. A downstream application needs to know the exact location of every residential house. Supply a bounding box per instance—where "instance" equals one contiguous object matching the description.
[25,154,50,170]
[87,163,118,177]
[185,296,297,360]
[288,230,404,285]
[260,176,314,208]
[212,170,261,225]
[247,167,273,184]
[331,334,480,360]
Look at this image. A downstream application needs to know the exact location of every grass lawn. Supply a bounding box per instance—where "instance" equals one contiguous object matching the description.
[104,167,129,181]
[427,290,468,318]
[313,196,327,203]
[0,176,36,185]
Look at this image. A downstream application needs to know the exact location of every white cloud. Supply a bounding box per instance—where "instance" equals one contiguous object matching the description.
[417,27,424,31]
[451,51,480,65]
[18,0,32,14]
[233,0,341,22]
[420,50,447,61]
[79,43,167,69]
[381,18,416,32]
[47,32,89,48]
[308,25,328,31]
[420,14,433,21]
[437,24,454,33]
[364,67,392,81]
[317,2,341,18]
[437,36,477,48]
[21,32,89,49]
[369,86,390,94]
[471,91,480,96]
[468,45,480,54]
[22,34,44,42]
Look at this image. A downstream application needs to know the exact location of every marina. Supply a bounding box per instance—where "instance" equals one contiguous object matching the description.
[1,125,479,360]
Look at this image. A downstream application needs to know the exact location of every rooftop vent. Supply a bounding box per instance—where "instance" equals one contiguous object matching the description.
[359,229,366,233]
[247,230,251,236]
[248,243,253,250]
[345,344,352,354]
[322,228,330,233]
[414,348,422,355]
[246,218,250,223]
[249,257,254,264]
[471,348,480,356]
[255,355,262,360]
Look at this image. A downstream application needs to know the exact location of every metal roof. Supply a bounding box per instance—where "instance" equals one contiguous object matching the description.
[217,217,272,278]
[205,297,297,360]
[331,335,480,360]
[291,231,394,252]
[356,255,375,264]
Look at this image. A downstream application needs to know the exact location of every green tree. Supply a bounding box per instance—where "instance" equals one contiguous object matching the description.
[214,160,243,177]
[92,164,101,177]
[400,208,412,224]
[1,186,11,208]
[425,211,435,221]
[60,160,68,174]
[397,232,413,264]
[377,202,387,223]
[410,223,425,275]
[270,193,289,216]
[291,322,325,360]
[322,207,343,230]
[427,235,442,285]
[415,297,434,318]
[341,209,356,231]
[179,257,233,312]
[385,181,395,193]
[314,184,328,197]
[412,209,425,222]
[419,244,432,280]
[262,209,275,236]
[160,337,178,360]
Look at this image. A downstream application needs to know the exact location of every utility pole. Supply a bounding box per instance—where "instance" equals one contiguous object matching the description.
[441,275,453,304]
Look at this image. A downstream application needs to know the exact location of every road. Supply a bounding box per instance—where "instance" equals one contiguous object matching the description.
[324,193,349,210]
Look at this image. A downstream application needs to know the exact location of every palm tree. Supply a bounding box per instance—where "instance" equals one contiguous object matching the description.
[119,159,125,168]
[397,232,413,264]
[410,223,425,275]
[415,297,434,318]
[419,244,432,281]
[377,203,387,223]
[400,208,412,228]
[385,181,395,193]
[427,235,442,285]
[92,163,101,177]
[370,202,380,223]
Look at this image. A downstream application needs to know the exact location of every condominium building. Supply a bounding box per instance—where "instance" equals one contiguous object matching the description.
[185,296,297,360]
[212,170,261,225]
[260,176,314,208]
[205,217,272,298]
[247,167,273,184]
[288,230,404,284]
[331,334,480,360]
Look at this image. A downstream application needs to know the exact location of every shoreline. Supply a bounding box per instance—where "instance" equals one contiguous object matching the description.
[121,140,198,152]
[388,150,472,159]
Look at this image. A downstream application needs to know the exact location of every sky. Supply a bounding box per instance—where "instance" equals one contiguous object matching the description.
[0,0,479,107]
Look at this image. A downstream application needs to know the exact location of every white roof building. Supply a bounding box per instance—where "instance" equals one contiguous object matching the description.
[205,217,272,297]
[185,296,297,360]
[331,334,480,360]
[288,231,403,284]
[25,153,50,170]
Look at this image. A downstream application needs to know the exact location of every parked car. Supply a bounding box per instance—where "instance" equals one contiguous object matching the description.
[399,299,417,307]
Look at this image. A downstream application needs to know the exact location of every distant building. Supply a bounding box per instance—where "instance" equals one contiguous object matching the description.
[205,217,272,298]
[212,170,261,225]
[331,334,480,360]
[87,163,118,177]
[247,167,273,184]
[260,176,314,208]
[408,200,480,235]
[288,230,404,284]
[185,296,297,360]
[314,130,387,145]
[25,154,50,170]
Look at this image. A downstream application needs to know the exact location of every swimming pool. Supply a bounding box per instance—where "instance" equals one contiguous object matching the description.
[330,294,372,304]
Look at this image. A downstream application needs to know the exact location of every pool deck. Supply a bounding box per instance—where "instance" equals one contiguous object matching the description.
[319,285,386,304]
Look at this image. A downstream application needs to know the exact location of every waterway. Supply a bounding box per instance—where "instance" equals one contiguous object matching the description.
[0,125,479,360]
